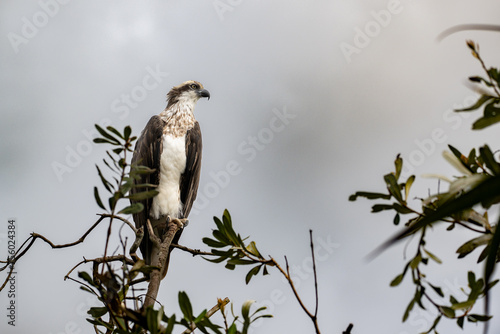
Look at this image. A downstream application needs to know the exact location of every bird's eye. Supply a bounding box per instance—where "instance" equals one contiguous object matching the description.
[190,84,198,89]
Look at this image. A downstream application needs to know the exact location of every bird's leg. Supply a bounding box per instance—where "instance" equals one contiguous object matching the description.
[146,219,161,247]
[165,216,188,230]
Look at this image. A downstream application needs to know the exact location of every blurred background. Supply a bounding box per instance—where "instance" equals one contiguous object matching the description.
[1,0,500,333]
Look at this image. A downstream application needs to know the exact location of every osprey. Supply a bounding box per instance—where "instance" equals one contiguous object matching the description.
[130,80,209,279]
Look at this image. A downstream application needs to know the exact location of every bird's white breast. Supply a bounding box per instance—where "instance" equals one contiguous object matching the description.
[150,134,186,219]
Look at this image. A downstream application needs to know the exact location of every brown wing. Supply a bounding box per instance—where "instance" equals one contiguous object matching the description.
[161,122,202,277]
[130,115,164,264]
[180,121,202,218]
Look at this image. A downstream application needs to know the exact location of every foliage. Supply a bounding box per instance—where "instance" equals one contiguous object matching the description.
[80,125,274,334]
[456,40,500,130]
[350,40,500,333]
[202,209,274,284]
[92,124,158,215]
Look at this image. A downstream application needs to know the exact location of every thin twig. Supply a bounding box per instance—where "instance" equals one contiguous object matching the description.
[475,49,500,98]
[0,215,108,291]
[171,243,213,256]
[273,257,314,318]
[143,218,183,308]
[99,213,137,233]
[269,233,322,333]
[64,255,135,280]
[343,323,354,334]
[309,230,320,320]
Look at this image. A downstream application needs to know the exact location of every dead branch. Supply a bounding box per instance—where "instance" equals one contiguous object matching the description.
[143,218,183,308]
[99,213,136,233]
[64,255,135,280]
[269,230,322,334]
[343,323,354,334]
[171,243,213,256]
[0,215,108,291]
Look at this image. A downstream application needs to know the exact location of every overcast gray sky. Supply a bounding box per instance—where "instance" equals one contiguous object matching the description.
[1,1,500,333]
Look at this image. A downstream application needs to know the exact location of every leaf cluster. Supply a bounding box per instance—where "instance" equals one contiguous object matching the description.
[80,265,222,334]
[219,299,272,334]
[92,124,158,215]
[350,144,500,332]
[202,210,274,284]
[456,40,500,129]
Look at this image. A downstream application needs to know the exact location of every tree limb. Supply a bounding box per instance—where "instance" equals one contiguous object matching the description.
[143,218,183,308]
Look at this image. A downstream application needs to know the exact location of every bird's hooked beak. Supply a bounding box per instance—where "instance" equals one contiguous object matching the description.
[197,89,210,100]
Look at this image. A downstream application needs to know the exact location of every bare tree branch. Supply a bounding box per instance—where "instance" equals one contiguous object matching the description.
[143,218,184,308]
[64,255,135,280]
[0,215,108,291]
[171,243,213,256]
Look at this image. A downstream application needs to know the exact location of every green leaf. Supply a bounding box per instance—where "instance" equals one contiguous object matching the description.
[426,315,441,333]
[456,234,491,259]
[202,237,227,248]
[394,154,403,181]
[241,300,256,321]
[410,253,422,270]
[424,249,442,264]
[112,147,123,155]
[348,191,391,201]
[225,263,236,270]
[429,283,444,298]
[86,318,114,330]
[371,204,395,212]
[393,213,400,225]
[127,190,159,201]
[179,291,194,321]
[479,145,500,175]
[78,271,95,286]
[130,165,157,174]
[124,126,132,140]
[118,203,144,214]
[390,273,404,287]
[88,306,108,318]
[451,300,474,310]
[146,307,160,334]
[384,173,404,203]
[472,103,500,129]
[227,324,237,334]
[245,265,261,284]
[455,95,494,112]
[95,124,120,144]
[263,265,269,275]
[402,298,415,322]
[106,126,124,140]
[246,241,262,258]
[79,286,96,295]
[96,165,113,193]
[94,187,106,210]
[404,175,415,201]
[468,271,476,287]
[93,137,119,145]
[392,203,414,214]
[439,306,455,318]
[467,314,493,322]
[212,229,231,245]
[227,258,256,266]
[165,314,176,333]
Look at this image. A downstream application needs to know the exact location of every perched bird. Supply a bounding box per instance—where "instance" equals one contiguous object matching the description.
[130,80,210,279]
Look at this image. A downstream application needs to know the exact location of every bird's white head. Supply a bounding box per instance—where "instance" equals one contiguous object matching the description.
[166,80,210,110]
